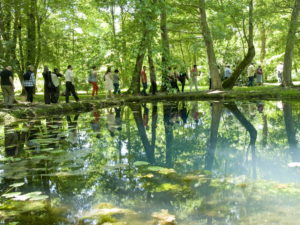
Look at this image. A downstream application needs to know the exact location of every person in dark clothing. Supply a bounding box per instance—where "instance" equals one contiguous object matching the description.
[0,66,15,108]
[167,67,180,92]
[65,65,79,103]
[178,69,189,92]
[51,68,63,103]
[43,66,55,104]
[23,65,35,103]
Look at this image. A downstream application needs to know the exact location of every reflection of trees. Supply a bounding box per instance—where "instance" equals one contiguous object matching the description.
[163,102,178,168]
[283,102,300,161]
[226,103,257,178]
[130,104,155,163]
[205,102,223,171]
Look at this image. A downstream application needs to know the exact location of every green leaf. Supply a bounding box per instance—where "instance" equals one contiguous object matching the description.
[9,182,25,188]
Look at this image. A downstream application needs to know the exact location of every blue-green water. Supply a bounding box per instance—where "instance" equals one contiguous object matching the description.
[1,100,300,225]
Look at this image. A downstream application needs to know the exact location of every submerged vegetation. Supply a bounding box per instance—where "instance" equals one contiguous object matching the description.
[0,101,300,224]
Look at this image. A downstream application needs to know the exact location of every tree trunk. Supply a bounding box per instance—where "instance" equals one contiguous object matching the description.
[205,102,223,170]
[282,0,300,87]
[148,43,157,94]
[283,102,300,161]
[226,103,257,178]
[160,0,170,91]
[26,0,37,67]
[222,0,255,89]
[128,29,147,94]
[131,105,155,164]
[198,0,222,90]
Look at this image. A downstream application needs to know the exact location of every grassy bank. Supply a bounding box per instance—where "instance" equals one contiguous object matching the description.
[1,85,300,119]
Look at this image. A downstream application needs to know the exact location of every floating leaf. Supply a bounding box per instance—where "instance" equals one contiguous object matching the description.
[2,192,22,198]
[29,195,49,201]
[9,182,25,188]
[133,161,150,167]
[12,194,30,201]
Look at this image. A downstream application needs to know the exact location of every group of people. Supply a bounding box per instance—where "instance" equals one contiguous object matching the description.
[140,65,201,96]
[0,64,80,108]
[224,64,264,86]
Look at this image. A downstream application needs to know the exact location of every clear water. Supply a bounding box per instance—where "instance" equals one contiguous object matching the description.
[1,100,300,225]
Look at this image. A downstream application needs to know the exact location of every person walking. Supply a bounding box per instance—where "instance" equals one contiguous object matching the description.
[88,66,98,98]
[247,63,255,86]
[277,63,283,83]
[256,65,263,86]
[178,68,189,92]
[224,65,232,80]
[113,69,121,95]
[140,66,148,96]
[51,68,63,103]
[43,66,55,104]
[104,67,114,99]
[0,66,14,108]
[190,65,199,91]
[65,65,79,103]
[23,65,35,103]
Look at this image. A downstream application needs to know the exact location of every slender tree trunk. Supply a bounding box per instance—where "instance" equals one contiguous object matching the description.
[198,0,222,90]
[222,0,255,89]
[128,29,147,94]
[226,103,257,178]
[148,43,157,94]
[131,105,155,163]
[205,102,223,170]
[282,0,300,87]
[160,0,170,91]
[283,102,300,161]
[26,0,37,66]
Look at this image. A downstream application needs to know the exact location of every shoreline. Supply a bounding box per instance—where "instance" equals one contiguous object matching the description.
[1,87,300,119]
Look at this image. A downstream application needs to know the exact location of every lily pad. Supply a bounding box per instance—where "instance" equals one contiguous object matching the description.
[9,182,25,188]
[133,161,150,167]
[2,192,22,198]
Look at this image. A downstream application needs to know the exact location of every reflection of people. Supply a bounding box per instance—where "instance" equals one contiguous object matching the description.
[191,102,200,125]
[142,104,149,129]
[106,108,116,136]
[257,102,264,113]
[4,124,25,156]
[91,111,101,138]
[66,114,80,144]
[180,102,189,124]
[115,108,122,131]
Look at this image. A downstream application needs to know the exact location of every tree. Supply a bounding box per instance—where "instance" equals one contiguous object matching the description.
[198,0,223,90]
[282,0,300,87]
[222,0,255,89]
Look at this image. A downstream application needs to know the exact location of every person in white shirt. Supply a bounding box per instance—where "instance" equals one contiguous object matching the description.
[247,63,255,86]
[277,63,284,83]
[65,65,79,103]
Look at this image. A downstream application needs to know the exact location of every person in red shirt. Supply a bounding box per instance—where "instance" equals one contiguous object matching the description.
[140,66,148,96]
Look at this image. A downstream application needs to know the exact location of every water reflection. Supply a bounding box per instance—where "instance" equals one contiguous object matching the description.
[1,100,300,224]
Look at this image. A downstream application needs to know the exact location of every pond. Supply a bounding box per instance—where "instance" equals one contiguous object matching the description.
[1,100,300,225]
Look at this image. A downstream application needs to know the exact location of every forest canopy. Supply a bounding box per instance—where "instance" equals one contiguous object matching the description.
[0,0,299,91]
